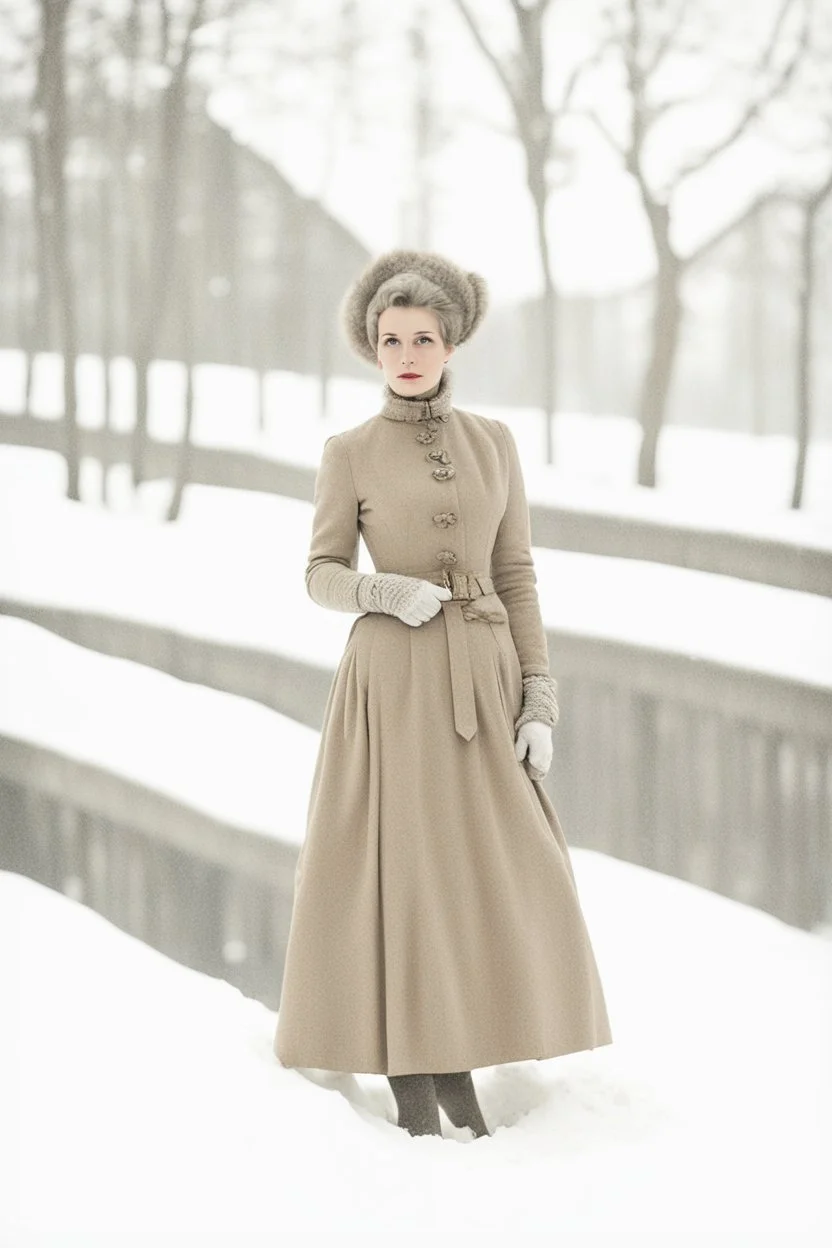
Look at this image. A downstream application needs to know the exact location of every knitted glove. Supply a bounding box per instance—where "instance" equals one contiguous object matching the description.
[308,563,451,626]
[514,673,559,732]
[515,720,553,782]
[356,574,451,625]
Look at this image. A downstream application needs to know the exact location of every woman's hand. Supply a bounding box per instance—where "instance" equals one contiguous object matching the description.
[395,579,453,626]
[515,720,553,781]
[356,573,452,625]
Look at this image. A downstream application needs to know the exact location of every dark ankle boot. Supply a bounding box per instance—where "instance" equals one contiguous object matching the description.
[433,1071,491,1138]
[387,1073,442,1137]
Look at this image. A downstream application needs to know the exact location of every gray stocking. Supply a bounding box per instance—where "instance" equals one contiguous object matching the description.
[432,1070,491,1138]
[387,1073,442,1137]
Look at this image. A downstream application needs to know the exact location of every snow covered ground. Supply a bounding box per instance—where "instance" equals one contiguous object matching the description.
[2,848,830,1239]
[1,594,830,1239]
[0,613,321,843]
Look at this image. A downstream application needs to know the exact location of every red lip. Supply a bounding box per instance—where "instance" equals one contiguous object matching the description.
[399,373,422,379]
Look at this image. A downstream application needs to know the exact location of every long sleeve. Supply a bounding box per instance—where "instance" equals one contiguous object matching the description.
[305,434,366,611]
[305,434,427,619]
[491,421,559,731]
[491,420,552,678]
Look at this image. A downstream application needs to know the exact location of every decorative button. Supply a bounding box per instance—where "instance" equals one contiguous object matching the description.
[432,465,456,481]
[436,550,457,565]
[415,428,438,444]
[433,512,457,527]
[426,448,452,465]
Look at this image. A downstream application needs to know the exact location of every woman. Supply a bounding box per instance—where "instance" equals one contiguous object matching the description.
[274,249,612,1139]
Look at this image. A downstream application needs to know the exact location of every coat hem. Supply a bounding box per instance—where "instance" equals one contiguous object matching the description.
[275,1032,613,1077]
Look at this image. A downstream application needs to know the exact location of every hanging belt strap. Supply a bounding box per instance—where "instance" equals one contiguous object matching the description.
[424,569,497,741]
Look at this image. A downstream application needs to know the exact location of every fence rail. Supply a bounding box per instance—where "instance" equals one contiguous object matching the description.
[0,737,296,1010]
[2,597,829,944]
[2,411,830,595]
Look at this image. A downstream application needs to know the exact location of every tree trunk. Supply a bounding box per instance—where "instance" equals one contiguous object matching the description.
[791,167,832,510]
[37,0,79,500]
[16,201,36,416]
[167,239,197,523]
[132,0,205,488]
[450,1,559,461]
[636,197,682,488]
[98,130,116,505]
[536,206,557,466]
[168,100,205,523]
[27,107,52,407]
[747,207,766,437]
[527,154,557,465]
[124,0,144,494]
[519,0,557,466]
[791,202,813,511]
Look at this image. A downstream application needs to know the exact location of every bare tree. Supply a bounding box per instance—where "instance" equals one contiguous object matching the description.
[769,0,832,510]
[32,0,80,499]
[166,86,212,522]
[224,0,378,426]
[791,160,832,508]
[450,0,586,464]
[167,209,200,523]
[0,3,39,417]
[132,0,208,489]
[579,0,809,486]
[68,2,123,504]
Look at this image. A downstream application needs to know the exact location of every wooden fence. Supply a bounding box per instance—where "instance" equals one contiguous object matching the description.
[1,411,830,596]
[0,738,295,1011]
[1,597,828,1019]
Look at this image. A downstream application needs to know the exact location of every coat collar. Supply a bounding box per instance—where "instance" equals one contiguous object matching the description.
[378,367,454,423]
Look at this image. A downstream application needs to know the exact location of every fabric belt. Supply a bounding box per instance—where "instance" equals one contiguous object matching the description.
[421,569,499,742]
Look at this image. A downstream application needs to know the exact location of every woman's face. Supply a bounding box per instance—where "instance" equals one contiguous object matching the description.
[376,305,455,396]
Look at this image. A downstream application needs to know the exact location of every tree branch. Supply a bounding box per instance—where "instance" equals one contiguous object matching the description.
[159,0,172,65]
[807,163,832,214]
[668,0,809,187]
[641,0,691,78]
[558,30,619,113]
[759,0,800,73]
[683,189,789,267]
[449,0,521,114]
[647,66,723,121]
[574,107,626,159]
[509,0,558,18]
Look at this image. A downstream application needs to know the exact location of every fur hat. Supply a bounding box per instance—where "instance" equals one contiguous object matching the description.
[339,248,489,366]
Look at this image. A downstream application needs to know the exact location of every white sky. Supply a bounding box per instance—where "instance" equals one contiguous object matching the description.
[204,0,827,300]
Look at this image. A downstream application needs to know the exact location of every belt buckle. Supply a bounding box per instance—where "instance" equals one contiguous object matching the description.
[443,568,465,597]
[452,571,475,600]
[441,569,485,600]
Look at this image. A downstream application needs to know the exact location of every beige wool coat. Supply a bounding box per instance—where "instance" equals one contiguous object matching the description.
[274,369,612,1076]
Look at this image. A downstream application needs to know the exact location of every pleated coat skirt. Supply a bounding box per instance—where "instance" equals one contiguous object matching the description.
[274,379,612,1076]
